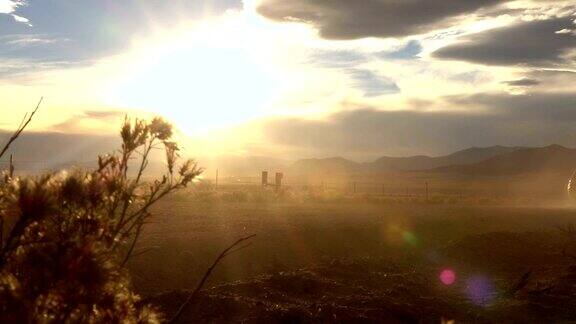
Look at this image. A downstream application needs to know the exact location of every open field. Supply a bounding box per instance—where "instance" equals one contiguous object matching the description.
[130,191,576,322]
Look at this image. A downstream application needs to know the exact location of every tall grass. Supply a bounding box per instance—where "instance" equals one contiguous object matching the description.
[0,113,201,323]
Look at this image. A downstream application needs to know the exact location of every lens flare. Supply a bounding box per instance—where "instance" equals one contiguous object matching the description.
[465,276,495,306]
[402,231,418,246]
[382,223,419,247]
[439,269,456,285]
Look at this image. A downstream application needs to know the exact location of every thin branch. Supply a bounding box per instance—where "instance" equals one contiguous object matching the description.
[0,212,33,267]
[16,112,28,131]
[116,138,155,233]
[223,242,253,257]
[0,97,42,160]
[168,234,256,324]
[115,183,177,238]
[506,269,532,296]
[128,247,157,259]
[9,154,14,178]
[121,220,144,266]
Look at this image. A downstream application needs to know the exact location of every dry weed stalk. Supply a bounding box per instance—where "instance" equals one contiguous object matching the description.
[0,101,205,322]
[169,234,256,323]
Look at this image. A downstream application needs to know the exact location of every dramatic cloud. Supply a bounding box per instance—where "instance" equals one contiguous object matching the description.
[263,91,576,159]
[502,78,540,86]
[1,0,575,160]
[433,16,576,67]
[257,0,510,40]
[523,69,576,91]
[447,92,576,123]
[0,0,242,75]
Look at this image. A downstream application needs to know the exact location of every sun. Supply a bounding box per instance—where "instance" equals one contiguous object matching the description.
[104,12,282,135]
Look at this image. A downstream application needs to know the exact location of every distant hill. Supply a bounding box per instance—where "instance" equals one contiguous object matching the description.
[3,131,574,179]
[288,146,523,175]
[0,131,183,175]
[289,157,359,175]
[204,155,288,177]
[367,146,522,171]
[434,145,576,175]
[0,131,118,172]
[287,145,576,176]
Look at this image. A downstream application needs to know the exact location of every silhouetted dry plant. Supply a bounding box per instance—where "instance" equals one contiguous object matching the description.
[0,107,202,323]
[169,234,256,324]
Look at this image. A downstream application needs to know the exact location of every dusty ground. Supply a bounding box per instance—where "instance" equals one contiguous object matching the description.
[131,196,576,322]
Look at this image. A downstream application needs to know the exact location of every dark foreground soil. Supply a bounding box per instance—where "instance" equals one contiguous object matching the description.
[149,230,576,323]
[130,201,576,322]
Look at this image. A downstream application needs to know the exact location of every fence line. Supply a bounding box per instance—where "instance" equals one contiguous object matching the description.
[0,163,537,199]
[0,159,96,175]
[203,175,517,199]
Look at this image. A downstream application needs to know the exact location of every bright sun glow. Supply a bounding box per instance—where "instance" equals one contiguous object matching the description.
[105,11,291,135]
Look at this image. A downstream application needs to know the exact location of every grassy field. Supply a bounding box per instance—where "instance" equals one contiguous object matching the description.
[129,191,576,321]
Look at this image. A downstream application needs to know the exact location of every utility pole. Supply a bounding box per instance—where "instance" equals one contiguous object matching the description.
[215,169,219,190]
[275,172,283,192]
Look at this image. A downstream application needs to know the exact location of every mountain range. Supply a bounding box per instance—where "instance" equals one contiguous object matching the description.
[288,145,576,176]
[1,130,575,177]
[435,144,576,175]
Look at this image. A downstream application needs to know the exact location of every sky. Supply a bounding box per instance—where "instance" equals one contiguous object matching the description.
[0,0,576,161]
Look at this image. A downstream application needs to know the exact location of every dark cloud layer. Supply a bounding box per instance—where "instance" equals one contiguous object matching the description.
[524,69,576,90]
[447,92,576,122]
[502,78,540,86]
[0,0,241,75]
[257,0,510,40]
[433,17,576,67]
[263,92,576,159]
